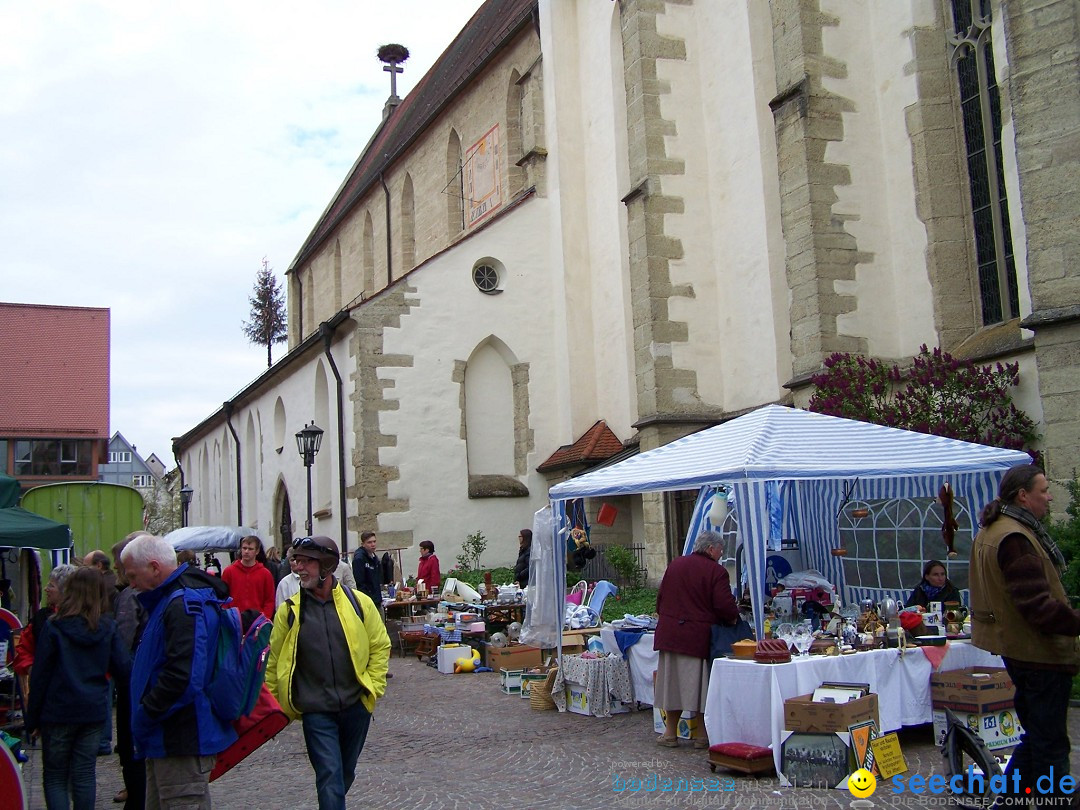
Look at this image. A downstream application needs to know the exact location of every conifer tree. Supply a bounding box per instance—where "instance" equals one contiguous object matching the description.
[242,257,287,367]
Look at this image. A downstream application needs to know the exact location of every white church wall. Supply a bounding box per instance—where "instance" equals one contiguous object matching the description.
[180,333,356,551]
[654,0,791,411]
[537,0,613,444]
[820,0,939,359]
[378,200,556,569]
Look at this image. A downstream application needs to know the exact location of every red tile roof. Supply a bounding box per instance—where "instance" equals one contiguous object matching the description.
[538,421,625,473]
[291,0,538,269]
[0,302,110,438]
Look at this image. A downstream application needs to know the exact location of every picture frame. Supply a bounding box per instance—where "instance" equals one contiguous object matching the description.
[819,681,870,696]
[780,730,854,790]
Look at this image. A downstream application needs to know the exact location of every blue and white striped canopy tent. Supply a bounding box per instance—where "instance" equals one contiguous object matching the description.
[548,405,1031,638]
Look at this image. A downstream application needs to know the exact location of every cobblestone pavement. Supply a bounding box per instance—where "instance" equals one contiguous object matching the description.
[21,655,1080,809]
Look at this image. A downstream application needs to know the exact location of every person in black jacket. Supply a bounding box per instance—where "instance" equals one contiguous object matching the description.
[513,529,533,588]
[352,531,382,608]
[26,567,131,810]
[907,559,962,609]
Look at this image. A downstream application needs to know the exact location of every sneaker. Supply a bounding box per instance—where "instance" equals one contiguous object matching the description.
[386,672,394,679]
[98,745,113,756]
[113,789,128,803]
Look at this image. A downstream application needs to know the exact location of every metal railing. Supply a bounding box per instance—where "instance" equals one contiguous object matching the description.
[579,543,648,587]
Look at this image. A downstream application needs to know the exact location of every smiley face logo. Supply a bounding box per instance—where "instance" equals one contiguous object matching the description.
[848,768,877,797]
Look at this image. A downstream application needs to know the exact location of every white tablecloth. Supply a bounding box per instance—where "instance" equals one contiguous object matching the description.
[702,641,1002,782]
[600,628,658,706]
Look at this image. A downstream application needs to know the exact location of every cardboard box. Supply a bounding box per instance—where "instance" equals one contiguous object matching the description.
[500,668,524,694]
[932,708,1023,751]
[485,644,542,670]
[565,682,629,716]
[436,644,474,675]
[541,632,590,660]
[783,693,879,733]
[931,667,1015,714]
[520,672,549,699]
[652,708,700,739]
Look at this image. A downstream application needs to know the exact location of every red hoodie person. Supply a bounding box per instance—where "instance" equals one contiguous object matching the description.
[221,536,275,619]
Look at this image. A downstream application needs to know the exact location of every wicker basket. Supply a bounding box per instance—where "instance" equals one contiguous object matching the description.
[530,668,558,711]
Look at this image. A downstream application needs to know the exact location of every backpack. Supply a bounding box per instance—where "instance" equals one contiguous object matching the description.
[206,602,273,723]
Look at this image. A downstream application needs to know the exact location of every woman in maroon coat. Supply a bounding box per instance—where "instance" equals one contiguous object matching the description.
[653,530,738,748]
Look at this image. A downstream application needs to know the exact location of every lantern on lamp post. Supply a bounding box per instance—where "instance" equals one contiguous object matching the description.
[295,422,324,536]
[179,484,194,528]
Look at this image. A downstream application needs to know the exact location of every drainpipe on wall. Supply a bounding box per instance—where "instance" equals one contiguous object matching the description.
[380,172,392,282]
[172,441,186,497]
[223,400,242,526]
[320,317,349,554]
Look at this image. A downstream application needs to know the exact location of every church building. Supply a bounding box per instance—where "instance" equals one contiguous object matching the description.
[174,0,1080,581]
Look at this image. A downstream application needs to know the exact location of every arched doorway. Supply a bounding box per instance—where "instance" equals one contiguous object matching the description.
[278,489,293,551]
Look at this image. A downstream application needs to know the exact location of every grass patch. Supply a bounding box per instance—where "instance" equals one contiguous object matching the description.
[602,587,657,622]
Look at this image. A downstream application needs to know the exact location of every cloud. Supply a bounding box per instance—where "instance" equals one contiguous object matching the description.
[1,0,485,462]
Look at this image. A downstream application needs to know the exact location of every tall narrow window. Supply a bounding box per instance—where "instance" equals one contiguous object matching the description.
[949,0,1019,325]
[446,130,463,238]
[506,72,524,198]
[363,212,375,295]
[400,174,415,275]
[333,240,343,311]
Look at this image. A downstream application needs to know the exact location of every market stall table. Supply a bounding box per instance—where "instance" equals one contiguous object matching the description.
[600,628,657,706]
[383,598,441,620]
[703,641,1002,782]
[551,654,634,718]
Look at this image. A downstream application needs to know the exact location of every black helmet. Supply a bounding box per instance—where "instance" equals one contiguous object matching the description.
[291,535,339,561]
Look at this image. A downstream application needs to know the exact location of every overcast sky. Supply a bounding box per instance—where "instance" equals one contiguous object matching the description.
[1,0,485,466]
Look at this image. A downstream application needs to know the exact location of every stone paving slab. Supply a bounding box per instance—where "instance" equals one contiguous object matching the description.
[20,654,1080,808]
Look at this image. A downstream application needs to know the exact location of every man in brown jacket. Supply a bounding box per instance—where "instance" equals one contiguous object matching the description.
[970,464,1080,806]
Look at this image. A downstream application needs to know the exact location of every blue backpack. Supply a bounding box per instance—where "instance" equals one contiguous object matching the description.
[206,602,273,722]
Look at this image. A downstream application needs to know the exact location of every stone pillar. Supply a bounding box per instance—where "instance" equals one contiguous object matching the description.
[619,0,708,570]
[347,282,418,549]
[769,0,866,382]
[1003,0,1080,494]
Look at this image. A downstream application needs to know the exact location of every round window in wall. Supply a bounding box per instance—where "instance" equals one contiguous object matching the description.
[472,258,504,295]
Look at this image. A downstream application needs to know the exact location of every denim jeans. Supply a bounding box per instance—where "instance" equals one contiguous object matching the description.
[99,680,114,754]
[41,722,103,810]
[301,701,372,810]
[1003,659,1074,806]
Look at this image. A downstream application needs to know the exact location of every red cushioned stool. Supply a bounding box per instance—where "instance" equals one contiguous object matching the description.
[707,742,775,775]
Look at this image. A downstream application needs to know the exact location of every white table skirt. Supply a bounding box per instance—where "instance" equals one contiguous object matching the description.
[600,628,658,706]
[702,641,1002,782]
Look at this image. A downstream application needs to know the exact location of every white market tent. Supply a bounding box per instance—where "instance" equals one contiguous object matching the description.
[547,405,1031,637]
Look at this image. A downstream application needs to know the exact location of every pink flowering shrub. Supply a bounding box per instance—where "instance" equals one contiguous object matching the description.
[808,345,1039,455]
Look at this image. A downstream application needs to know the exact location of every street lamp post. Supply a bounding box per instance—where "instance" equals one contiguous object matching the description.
[179,484,194,528]
[295,422,324,536]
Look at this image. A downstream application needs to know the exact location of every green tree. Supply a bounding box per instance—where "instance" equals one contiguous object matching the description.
[242,257,287,367]
[1047,471,1080,601]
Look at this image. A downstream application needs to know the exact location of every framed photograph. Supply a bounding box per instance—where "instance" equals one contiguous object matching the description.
[780,731,854,790]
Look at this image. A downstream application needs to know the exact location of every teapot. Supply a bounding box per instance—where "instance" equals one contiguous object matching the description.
[877,598,901,620]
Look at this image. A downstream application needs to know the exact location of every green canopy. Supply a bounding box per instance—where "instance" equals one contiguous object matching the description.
[0,473,19,510]
[0,506,72,550]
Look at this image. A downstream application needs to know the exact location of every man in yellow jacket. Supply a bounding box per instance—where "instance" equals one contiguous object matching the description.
[266,536,390,810]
